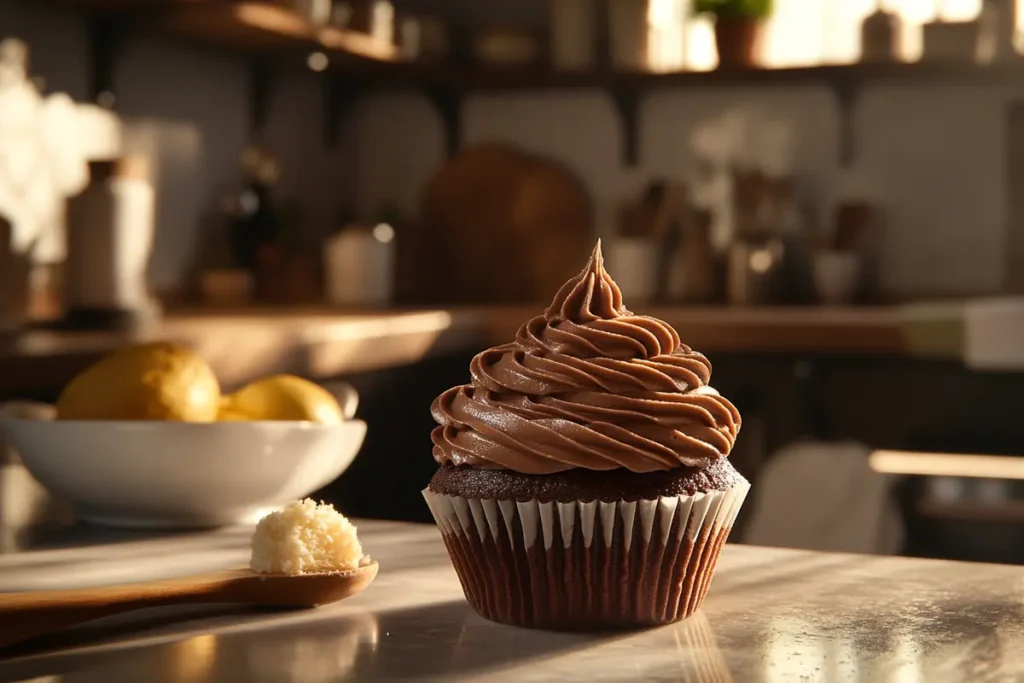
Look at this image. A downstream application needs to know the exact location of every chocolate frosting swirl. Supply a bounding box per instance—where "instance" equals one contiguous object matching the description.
[431,241,741,474]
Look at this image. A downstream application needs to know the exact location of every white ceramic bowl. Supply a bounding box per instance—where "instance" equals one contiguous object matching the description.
[0,412,366,529]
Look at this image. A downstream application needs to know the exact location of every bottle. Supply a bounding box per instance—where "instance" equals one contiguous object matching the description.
[63,156,158,330]
[230,144,280,275]
[861,0,901,63]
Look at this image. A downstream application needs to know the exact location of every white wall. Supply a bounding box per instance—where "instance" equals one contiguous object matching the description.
[357,0,1021,300]
[353,81,1017,299]
[1,1,356,292]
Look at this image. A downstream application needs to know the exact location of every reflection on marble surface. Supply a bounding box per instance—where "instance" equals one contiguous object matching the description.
[0,520,1021,682]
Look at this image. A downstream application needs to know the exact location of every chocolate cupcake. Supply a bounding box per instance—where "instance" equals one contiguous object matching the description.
[422,241,748,630]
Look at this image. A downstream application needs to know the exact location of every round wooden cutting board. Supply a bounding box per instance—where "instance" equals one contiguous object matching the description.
[402,143,593,305]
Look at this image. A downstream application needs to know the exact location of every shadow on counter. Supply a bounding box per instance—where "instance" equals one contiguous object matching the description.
[0,599,628,682]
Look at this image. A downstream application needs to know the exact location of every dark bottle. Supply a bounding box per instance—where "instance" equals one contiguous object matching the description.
[230,144,281,272]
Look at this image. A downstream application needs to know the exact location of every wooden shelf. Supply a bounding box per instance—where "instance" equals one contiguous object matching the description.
[1,305,932,398]
[51,0,172,8]
[163,2,400,65]
[50,0,1024,163]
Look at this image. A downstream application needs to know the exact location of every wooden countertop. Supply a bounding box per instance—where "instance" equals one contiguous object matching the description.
[0,520,1021,681]
[0,305,962,397]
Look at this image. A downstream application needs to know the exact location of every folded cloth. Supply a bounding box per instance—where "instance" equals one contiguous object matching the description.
[742,439,903,555]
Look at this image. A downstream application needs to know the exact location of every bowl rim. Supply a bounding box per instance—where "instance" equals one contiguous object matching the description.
[0,417,366,431]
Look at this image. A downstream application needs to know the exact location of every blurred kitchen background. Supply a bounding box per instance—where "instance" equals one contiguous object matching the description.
[3,0,1024,565]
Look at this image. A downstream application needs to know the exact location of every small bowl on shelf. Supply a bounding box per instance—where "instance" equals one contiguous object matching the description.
[0,403,366,529]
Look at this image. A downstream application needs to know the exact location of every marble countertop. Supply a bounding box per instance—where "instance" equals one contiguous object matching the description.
[0,519,1021,682]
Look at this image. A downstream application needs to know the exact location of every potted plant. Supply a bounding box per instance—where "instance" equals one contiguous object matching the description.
[694,0,773,69]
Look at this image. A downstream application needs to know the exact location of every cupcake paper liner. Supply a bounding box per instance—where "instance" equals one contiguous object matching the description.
[422,480,750,630]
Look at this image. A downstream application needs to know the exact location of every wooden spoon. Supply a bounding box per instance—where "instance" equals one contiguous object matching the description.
[0,560,378,649]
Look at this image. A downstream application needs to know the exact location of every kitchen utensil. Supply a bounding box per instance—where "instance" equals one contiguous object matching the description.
[0,561,378,649]
[0,407,367,529]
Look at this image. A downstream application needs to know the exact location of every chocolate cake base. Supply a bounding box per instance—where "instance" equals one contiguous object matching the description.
[423,466,749,631]
[428,457,743,503]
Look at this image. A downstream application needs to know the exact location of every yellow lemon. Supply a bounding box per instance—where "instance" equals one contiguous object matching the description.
[56,342,221,421]
[216,401,251,421]
[221,375,343,425]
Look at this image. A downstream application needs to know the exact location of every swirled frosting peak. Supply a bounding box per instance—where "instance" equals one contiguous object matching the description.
[431,241,741,475]
[544,239,625,323]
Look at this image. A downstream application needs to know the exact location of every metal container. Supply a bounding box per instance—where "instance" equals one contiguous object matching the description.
[323,223,395,308]
[63,157,157,330]
[727,236,784,306]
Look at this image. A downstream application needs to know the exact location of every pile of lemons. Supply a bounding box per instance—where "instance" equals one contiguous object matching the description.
[55,342,345,425]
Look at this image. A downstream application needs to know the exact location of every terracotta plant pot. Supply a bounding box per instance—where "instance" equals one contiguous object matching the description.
[714,17,763,69]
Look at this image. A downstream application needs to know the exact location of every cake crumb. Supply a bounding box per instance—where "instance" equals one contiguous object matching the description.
[250,499,363,575]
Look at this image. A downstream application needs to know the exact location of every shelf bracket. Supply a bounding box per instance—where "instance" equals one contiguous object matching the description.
[424,86,463,158]
[834,77,860,168]
[86,12,132,107]
[247,59,275,137]
[323,78,366,147]
[608,85,642,167]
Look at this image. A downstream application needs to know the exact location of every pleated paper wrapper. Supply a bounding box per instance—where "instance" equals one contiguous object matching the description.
[422,480,750,630]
